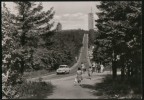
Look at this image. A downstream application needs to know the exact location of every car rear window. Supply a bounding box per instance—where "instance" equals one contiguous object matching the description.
[59,65,67,68]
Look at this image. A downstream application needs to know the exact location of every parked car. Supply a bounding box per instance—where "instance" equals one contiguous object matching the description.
[56,65,70,74]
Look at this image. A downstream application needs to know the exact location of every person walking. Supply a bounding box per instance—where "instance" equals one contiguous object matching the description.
[76,67,83,85]
[88,66,92,79]
[81,62,86,74]
[92,62,96,73]
[100,63,104,73]
[95,62,98,72]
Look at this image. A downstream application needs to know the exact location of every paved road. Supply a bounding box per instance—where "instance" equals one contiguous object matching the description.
[27,33,114,99]
[27,34,119,99]
[27,33,91,82]
[46,71,110,99]
[46,70,121,99]
[46,72,109,99]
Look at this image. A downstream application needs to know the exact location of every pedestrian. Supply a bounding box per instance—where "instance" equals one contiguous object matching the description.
[95,63,98,73]
[88,66,92,79]
[92,62,96,73]
[76,67,83,86]
[81,62,86,74]
[95,62,98,72]
[100,63,104,73]
[74,77,78,85]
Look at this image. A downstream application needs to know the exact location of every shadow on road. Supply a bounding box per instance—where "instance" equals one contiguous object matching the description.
[81,74,142,99]
[80,83,103,97]
[81,84,95,90]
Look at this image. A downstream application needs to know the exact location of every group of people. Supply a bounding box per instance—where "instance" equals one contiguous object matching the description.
[74,62,105,86]
[92,62,104,73]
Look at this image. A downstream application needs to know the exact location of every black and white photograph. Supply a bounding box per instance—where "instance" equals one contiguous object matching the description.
[2,1,142,99]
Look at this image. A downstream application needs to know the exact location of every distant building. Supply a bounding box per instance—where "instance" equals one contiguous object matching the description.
[88,8,94,30]
[57,22,62,31]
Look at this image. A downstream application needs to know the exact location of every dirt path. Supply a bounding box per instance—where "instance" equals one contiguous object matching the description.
[45,71,111,99]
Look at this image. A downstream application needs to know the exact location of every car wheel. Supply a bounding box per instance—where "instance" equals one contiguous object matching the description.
[68,71,70,74]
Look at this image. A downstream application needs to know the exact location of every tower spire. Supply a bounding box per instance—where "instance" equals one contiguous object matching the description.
[88,7,94,30]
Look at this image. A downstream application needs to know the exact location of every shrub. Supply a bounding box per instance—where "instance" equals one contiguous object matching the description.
[94,75,142,99]
[14,80,54,99]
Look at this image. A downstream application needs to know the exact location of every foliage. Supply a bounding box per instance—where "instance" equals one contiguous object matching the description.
[23,69,55,79]
[14,81,54,99]
[93,1,142,79]
[2,2,55,99]
[94,75,142,99]
[2,2,85,98]
[24,29,85,70]
[12,1,55,72]
[49,30,85,69]
[2,3,22,99]
[88,29,98,47]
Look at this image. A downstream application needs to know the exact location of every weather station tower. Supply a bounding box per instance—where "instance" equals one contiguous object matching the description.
[88,7,94,30]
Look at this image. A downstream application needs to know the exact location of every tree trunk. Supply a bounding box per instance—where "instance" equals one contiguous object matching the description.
[112,49,117,80]
[20,59,25,75]
[121,65,125,80]
[131,66,134,77]
[30,51,34,70]
[20,29,26,75]
[127,66,130,78]
[120,56,125,80]
[112,60,117,79]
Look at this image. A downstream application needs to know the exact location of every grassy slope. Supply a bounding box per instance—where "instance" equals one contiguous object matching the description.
[14,81,54,99]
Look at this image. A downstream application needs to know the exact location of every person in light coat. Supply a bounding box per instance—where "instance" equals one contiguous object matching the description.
[75,67,83,86]
[88,66,92,79]
[81,62,86,74]
[100,63,104,73]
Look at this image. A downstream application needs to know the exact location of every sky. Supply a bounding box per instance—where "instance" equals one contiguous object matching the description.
[3,2,100,30]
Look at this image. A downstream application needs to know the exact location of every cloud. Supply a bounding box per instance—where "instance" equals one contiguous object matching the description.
[55,13,86,21]
[4,2,100,30]
[63,14,70,17]
[54,15,61,20]
[54,12,88,30]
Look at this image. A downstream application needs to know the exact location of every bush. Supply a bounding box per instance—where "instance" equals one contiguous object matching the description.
[94,75,142,99]
[14,80,54,99]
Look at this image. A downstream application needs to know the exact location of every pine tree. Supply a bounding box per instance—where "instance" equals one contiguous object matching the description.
[13,1,55,72]
[2,3,20,99]
[2,2,56,98]
[94,1,142,79]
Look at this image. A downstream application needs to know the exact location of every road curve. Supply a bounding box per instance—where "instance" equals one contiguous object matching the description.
[45,33,110,99]
[26,33,117,99]
[27,33,91,82]
[46,71,110,99]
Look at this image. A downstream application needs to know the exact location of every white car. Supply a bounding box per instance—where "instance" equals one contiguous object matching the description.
[56,65,70,74]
